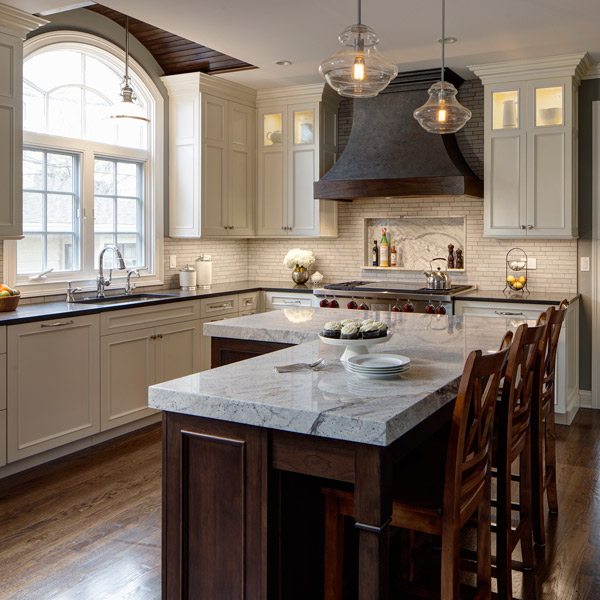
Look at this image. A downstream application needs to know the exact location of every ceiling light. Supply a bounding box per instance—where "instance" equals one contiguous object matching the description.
[414,0,471,134]
[274,59,293,66]
[318,0,398,98]
[438,36,457,44]
[107,16,150,123]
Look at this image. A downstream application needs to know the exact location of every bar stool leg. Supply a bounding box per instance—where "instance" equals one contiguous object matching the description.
[519,439,535,570]
[545,408,559,514]
[495,456,513,600]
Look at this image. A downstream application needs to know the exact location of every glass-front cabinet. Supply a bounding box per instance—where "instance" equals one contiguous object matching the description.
[263,112,283,146]
[472,55,585,240]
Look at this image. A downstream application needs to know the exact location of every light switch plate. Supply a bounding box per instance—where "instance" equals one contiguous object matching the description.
[581,256,590,272]
[527,257,537,270]
[169,255,177,269]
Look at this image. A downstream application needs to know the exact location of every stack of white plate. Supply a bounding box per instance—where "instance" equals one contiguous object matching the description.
[343,354,411,380]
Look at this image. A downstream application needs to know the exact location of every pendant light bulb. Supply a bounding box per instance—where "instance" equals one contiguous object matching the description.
[319,0,397,98]
[107,16,150,124]
[413,0,471,134]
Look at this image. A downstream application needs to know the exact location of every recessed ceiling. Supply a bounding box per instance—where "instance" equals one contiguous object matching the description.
[10,0,600,89]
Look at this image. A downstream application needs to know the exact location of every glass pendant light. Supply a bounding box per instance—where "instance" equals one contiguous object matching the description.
[108,16,150,123]
[413,0,471,134]
[319,0,398,98]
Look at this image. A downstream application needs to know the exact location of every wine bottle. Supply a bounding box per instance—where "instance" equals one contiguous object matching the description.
[379,228,389,267]
[390,240,397,267]
[372,240,379,266]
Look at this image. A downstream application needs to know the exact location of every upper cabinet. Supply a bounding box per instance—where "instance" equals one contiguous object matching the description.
[162,73,256,238]
[256,85,340,237]
[0,6,46,240]
[471,54,589,239]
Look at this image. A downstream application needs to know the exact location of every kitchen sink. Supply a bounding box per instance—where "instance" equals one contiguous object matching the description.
[74,293,179,304]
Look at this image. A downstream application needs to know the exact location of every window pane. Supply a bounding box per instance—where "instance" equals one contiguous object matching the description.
[94,159,115,194]
[47,153,75,193]
[116,161,138,196]
[47,234,76,271]
[117,233,142,267]
[94,196,114,232]
[24,50,83,92]
[23,150,44,190]
[23,83,45,132]
[17,235,43,274]
[85,88,115,144]
[117,197,138,233]
[48,86,82,138]
[94,234,116,267]
[47,194,74,232]
[23,192,43,232]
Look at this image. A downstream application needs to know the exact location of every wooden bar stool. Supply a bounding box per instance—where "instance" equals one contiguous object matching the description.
[322,345,510,600]
[493,322,546,600]
[531,300,568,546]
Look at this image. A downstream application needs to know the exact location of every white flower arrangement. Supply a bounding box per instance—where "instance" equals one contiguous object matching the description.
[283,248,316,270]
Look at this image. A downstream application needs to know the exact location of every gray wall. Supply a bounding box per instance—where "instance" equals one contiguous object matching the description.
[578,78,600,391]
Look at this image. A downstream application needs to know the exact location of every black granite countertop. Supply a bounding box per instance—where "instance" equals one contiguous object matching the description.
[0,280,319,326]
[454,289,579,305]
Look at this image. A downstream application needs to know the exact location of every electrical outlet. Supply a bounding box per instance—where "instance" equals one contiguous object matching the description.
[169,255,177,269]
[581,256,590,272]
[527,257,537,270]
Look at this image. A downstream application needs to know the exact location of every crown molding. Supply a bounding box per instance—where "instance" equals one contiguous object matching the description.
[469,53,590,85]
[582,62,600,80]
[161,72,256,105]
[257,83,340,107]
[0,3,47,39]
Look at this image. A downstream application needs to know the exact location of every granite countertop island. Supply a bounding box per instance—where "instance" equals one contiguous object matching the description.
[150,309,523,446]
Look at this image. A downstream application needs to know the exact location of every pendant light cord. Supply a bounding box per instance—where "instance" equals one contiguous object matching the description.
[441,0,445,83]
[125,15,130,84]
[357,0,362,25]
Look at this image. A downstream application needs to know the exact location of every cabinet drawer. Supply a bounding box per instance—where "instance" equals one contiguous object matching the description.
[100,300,199,335]
[265,292,316,310]
[455,300,549,321]
[238,291,260,313]
[0,410,5,468]
[200,295,239,318]
[0,326,6,354]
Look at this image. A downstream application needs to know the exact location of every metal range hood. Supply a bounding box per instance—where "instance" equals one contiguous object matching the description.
[314,69,483,201]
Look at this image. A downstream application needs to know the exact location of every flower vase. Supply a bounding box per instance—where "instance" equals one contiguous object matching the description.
[292,265,309,284]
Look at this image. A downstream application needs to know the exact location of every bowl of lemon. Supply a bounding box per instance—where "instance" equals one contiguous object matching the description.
[0,284,20,311]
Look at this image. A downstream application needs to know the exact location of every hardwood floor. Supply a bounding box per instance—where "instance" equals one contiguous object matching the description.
[0,410,599,599]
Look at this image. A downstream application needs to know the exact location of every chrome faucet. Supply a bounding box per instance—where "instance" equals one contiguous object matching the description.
[125,268,141,294]
[97,245,126,297]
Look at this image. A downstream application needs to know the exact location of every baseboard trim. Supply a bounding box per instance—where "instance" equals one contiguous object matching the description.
[580,389,593,409]
[0,414,162,480]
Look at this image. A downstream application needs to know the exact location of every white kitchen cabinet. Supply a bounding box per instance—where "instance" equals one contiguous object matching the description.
[454,298,579,424]
[471,55,587,239]
[0,7,45,239]
[264,291,318,311]
[100,304,201,431]
[7,315,100,462]
[163,73,256,238]
[238,291,261,315]
[256,85,340,238]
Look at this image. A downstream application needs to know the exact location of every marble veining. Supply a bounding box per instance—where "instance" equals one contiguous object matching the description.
[151,310,523,446]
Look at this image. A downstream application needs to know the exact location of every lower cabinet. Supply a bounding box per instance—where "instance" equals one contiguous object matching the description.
[454,298,579,424]
[7,315,100,462]
[101,319,201,431]
[264,291,318,311]
[0,411,6,467]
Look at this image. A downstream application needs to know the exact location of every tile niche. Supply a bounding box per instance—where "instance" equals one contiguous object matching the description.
[363,216,466,272]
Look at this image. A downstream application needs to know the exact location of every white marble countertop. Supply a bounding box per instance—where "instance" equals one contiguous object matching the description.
[150,309,527,446]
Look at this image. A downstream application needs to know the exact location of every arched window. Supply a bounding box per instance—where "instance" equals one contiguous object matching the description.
[7,30,164,294]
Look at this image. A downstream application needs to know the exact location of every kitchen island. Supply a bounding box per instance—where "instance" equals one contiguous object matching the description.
[149,309,533,599]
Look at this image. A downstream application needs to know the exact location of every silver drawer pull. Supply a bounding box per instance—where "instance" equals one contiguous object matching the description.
[209,303,231,309]
[282,299,302,304]
[41,320,75,328]
[494,310,525,316]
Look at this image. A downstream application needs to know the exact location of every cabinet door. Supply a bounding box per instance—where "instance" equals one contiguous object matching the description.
[288,104,319,236]
[7,316,100,461]
[202,94,228,236]
[0,410,5,467]
[257,109,286,236]
[100,327,156,431]
[155,320,202,383]
[484,86,527,237]
[228,102,255,236]
[0,32,23,239]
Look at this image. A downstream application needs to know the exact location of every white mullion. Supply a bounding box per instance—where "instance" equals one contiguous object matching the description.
[82,147,96,276]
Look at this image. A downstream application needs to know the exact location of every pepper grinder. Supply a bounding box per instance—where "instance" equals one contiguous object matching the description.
[455,248,464,269]
[447,244,455,269]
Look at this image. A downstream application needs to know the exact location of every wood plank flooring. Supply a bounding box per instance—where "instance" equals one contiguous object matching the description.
[0,410,599,599]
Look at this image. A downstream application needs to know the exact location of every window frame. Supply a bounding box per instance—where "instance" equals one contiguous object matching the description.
[5,30,164,297]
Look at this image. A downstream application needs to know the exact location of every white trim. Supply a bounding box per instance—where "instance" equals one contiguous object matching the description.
[579,390,593,409]
[593,101,600,409]
[5,30,164,294]
[469,52,590,85]
[0,3,47,39]
[256,83,340,106]
[162,71,256,106]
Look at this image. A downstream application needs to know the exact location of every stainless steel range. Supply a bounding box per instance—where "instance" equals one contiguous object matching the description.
[314,281,474,315]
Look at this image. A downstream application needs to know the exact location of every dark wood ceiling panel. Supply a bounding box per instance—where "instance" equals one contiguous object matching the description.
[87,4,256,76]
